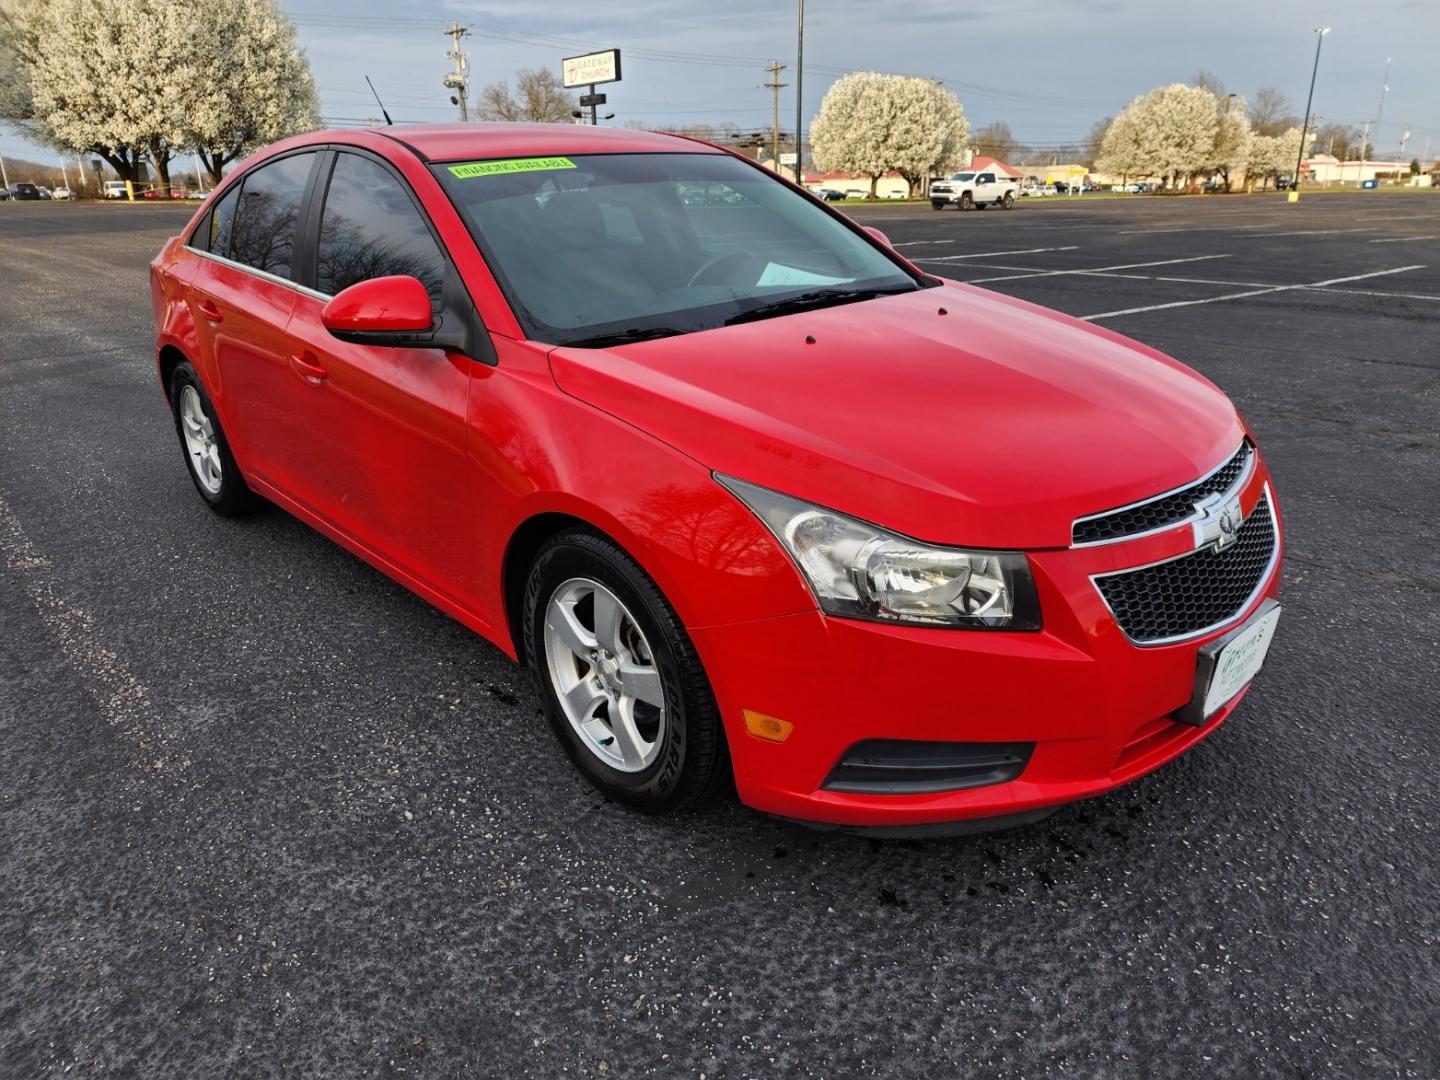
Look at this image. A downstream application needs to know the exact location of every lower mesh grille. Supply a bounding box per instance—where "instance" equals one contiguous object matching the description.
[1095,494,1276,643]
[823,740,1033,795]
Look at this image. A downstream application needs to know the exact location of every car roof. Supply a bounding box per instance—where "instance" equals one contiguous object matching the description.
[342,122,724,163]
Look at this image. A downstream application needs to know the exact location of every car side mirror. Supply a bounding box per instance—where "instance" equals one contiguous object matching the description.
[321,276,436,347]
[863,226,892,247]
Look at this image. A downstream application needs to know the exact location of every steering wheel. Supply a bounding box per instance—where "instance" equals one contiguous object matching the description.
[687,250,756,288]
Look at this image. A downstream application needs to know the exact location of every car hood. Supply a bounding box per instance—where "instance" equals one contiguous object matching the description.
[547,282,1243,549]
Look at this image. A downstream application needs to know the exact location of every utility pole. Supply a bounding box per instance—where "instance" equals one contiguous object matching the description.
[1368,58,1391,161]
[0,152,8,192]
[443,24,472,123]
[764,61,788,173]
[794,0,805,186]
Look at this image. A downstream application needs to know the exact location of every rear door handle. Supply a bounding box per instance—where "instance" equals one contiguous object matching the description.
[196,300,223,322]
[289,352,329,386]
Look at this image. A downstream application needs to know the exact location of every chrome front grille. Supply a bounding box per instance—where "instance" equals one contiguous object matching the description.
[1093,492,1278,645]
[1072,441,1254,546]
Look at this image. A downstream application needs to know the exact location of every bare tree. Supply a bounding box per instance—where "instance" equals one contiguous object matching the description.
[1249,87,1298,136]
[477,68,576,124]
[1313,122,1367,160]
[973,121,1016,162]
[1083,117,1112,167]
[1192,70,1226,98]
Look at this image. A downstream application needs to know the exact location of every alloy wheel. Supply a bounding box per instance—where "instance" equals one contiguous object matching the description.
[544,577,666,773]
[178,385,222,494]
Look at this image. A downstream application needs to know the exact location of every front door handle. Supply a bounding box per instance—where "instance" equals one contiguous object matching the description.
[196,300,223,322]
[289,352,329,386]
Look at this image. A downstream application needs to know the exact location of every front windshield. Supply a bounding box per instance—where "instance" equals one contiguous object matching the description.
[430,152,920,346]
[951,172,975,182]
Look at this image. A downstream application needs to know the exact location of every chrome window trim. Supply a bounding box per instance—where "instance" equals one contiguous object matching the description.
[1089,484,1280,648]
[184,245,332,302]
[1070,439,1253,549]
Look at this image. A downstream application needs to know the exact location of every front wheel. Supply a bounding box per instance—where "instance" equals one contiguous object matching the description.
[959,192,974,211]
[930,200,946,210]
[524,529,728,813]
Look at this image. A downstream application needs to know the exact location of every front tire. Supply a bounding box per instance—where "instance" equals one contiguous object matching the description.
[959,192,974,211]
[524,529,728,813]
[169,361,255,516]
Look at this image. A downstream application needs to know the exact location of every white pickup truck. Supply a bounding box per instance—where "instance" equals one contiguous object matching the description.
[929,169,1019,211]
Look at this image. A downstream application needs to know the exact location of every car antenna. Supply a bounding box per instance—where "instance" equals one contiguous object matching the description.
[365,76,394,126]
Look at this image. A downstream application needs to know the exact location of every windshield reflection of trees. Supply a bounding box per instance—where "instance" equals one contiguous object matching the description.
[318,211,442,303]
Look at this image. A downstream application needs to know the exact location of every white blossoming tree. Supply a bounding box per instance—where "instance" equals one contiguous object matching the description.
[178,0,320,184]
[1246,127,1308,191]
[2,0,316,186]
[1210,96,1252,191]
[811,72,968,198]
[1097,83,1223,189]
[1095,109,1150,184]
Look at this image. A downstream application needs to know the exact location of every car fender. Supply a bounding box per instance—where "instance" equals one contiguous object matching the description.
[473,340,816,656]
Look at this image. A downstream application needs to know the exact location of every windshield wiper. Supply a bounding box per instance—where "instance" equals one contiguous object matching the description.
[563,326,688,348]
[723,286,915,326]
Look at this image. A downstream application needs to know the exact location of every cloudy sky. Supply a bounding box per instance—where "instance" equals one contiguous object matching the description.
[3,0,1437,171]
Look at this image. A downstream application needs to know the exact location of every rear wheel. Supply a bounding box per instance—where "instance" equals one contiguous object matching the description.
[959,192,974,211]
[1002,191,1016,209]
[169,362,255,516]
[524,529,728,813]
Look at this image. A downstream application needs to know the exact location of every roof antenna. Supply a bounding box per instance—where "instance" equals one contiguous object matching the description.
[365,76,394,125]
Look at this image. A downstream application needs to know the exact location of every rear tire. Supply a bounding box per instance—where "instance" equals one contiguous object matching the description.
[524,528,728,814]
[169,361,256,517]
[1002,191,1016,209]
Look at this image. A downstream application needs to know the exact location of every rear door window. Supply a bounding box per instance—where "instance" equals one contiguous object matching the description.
[228,153,315,280]
[316,152,445,304]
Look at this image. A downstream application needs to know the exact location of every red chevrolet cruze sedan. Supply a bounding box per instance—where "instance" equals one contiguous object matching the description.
[151,124,1282,835]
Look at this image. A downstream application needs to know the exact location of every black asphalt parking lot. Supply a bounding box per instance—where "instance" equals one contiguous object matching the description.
[1,194,1436,1078]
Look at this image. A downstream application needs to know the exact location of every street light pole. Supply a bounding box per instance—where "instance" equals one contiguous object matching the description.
[1292,27,1330,199]
[794,0,804,186]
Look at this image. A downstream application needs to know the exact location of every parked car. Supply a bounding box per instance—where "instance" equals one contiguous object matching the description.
[930,170,1019,210]
[50,186,73,200]
[816,188,846,202]
[12,182,41,200]
[880,189,907,199]
[103,180,128,199]
[152,125,1283,833]
[843,188,869,199]
[0,187,9,201]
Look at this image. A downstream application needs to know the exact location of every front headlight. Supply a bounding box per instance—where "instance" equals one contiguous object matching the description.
[717,475,1040,629]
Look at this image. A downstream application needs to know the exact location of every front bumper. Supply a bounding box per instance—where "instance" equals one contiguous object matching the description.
[692,465,1283,830]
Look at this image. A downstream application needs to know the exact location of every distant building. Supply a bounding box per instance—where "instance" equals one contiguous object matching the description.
[1017,162,1088,185]
[1303,155,1411,185]
[961,156,1024,180]
[804,170,912,199]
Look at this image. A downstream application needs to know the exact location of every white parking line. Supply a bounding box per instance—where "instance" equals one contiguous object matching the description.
[921,245,1080,261]
[969,254,1232,284]
[1369,235,1440,244]
[1081,265,1426,321]
[893,239,956,247]
[1236,228,1370,238]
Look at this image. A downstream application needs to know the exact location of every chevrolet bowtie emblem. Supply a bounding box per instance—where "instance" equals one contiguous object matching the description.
[1192,491,1243,552]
